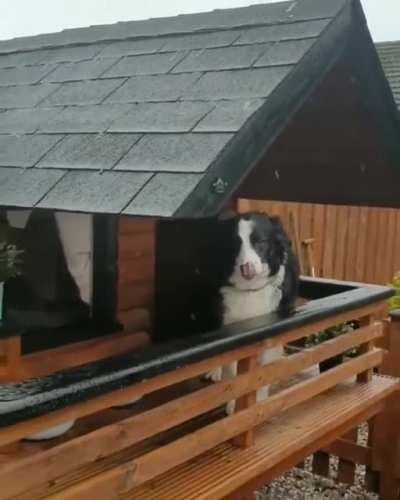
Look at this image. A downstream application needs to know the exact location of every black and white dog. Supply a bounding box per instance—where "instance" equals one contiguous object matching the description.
[207,212,299,413]
[154,211,298,413]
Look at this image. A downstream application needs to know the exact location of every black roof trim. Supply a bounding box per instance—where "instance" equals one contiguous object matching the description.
[0,278,393,426]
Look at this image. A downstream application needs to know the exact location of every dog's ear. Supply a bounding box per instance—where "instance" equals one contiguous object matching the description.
[269,216,293,248]
[269,215,284,230]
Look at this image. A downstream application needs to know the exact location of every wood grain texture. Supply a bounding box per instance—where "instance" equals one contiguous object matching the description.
[240,199,400,284]
[0,324,384,497]
[0,331,149,383]
[128,377,397,500]
[336,428,358,484]
[51,351,385,498]
[117,216,156,330]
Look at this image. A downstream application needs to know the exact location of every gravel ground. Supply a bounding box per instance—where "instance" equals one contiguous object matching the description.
[256,424,378,500]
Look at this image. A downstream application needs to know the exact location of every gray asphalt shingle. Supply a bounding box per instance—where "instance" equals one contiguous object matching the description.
[0,64,55,86]
[37,170,152,213]
[0,134,63,167]
[103,51,187,78]
[43,58,118,82]
[235,19,330,45]
[123,173,203,216]
[115,133,233,173]
[0,83,57,109]
[39,103,131,133]
[159,31,240,52]
[0,0,352,216]
[38,133,140,169]
[376,41,400,110]
[254,38,316,67]
[184,66,292,100]
[106,72,201,103]
[98,38,166,58]
[0,167,65,207]
[40,78,124,106]
[43,44,105,64]
[194,98,265,132]
[0,50,48,69]
[172,44,269,73]
[288,0,347,21]
[0,107,60,134]
[108,101,214,133]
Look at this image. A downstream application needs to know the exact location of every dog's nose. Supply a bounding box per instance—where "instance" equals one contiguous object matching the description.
[240,262,256,280]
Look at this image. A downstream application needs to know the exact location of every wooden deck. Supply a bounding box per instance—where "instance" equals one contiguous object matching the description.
[0,286,398,499]
[131,376,398,500]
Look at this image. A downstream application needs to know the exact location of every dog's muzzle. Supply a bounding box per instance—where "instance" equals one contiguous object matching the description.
[240,262,256,280]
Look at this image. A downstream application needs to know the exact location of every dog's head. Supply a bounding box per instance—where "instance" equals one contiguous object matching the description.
[227,212,289,290]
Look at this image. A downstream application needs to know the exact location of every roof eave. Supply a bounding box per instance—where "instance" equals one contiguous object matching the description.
[176,0,400,219]
[175,0,354,218]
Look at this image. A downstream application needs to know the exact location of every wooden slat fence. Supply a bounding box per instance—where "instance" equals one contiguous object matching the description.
[239,199,400,284]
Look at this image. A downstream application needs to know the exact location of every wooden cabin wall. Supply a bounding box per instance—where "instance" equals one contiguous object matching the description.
[239,198,400,285]
[237,49,400,209]
[116,217,155,333]
[233,42,400,286]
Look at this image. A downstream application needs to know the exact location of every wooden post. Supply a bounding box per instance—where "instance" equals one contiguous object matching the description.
[232,356,258,448]
[0,336,21,381]
[312,451,330,477]
[337,428,358,485]
[357,315,376,383]
[370,311,400,499]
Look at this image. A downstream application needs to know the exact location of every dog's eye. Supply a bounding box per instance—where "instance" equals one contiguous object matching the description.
[255,238,268,246]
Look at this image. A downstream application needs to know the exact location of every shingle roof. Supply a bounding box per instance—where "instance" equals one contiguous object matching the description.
[0,0,352,217]
[376,41,400,110]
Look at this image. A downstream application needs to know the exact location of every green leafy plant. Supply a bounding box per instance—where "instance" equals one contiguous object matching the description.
[388,272,400,312]
[0,241,23,282]
[305,322,355,348]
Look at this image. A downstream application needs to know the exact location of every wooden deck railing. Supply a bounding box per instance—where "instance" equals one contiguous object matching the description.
[309,310,400,498]
[0,298,398,499]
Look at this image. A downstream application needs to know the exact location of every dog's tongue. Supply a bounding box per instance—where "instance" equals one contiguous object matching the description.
[240,262,256,280]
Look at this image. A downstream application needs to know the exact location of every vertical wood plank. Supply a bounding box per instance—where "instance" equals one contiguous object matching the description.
[313,451,330,477]
[392,211,400,278]
[357,316,375,384]
[237,199,252,213]
[365,208,379,283]
[365,418,380,493]
[117,217,156,330]
[322,205,337,278]
[355,207,369,283]
[385,209,397,284]
[0,337,22,382]
[372,313,400,498]
[312,203,325,277]
[289,205,303,272]
[334,206,349,280]
[345,206,361,282]
[374,208,389,285]
[232,356,258,448]
[337,428,357,484]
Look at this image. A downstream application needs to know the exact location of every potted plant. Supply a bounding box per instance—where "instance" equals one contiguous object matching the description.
[305,322,356,372]
[388,272,400,313]
[0,241,23,321]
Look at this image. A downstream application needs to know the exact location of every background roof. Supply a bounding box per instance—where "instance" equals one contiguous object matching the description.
[376,41,400,110]
[0,0,370,217]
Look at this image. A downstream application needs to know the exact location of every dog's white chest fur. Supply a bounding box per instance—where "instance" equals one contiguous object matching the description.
[209,266,286,414]
[221,266,284,326]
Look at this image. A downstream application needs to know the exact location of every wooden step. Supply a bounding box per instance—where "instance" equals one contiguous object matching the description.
[128,376,399,500]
